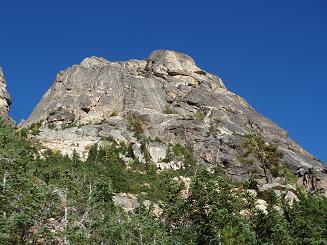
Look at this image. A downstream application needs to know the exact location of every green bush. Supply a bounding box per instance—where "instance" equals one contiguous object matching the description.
[240,133,283,183]
[127,112,144,139]
[163,105,176,114]
[29,121,43,135]
[195,111,205,121]
[110,111,118,117]
[0,118,326,244]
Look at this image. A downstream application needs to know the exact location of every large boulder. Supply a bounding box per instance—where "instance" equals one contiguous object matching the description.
[113,193,140,212]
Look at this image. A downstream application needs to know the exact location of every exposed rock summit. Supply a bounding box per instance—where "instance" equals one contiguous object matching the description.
[24,50,326,184]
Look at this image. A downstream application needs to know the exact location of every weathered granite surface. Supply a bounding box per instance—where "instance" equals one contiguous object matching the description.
[23,50,326,183]
[0,68,13,124]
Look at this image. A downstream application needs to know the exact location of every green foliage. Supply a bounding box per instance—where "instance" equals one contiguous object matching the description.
[271,163,297,184]
[82,208,172,244]
[110,111,118,117]
[19,127,28,138]
[140,140,151,163]
[92,175,113,204]
[241,133,284,183]
[162,105,176,114]
[0,121,43,243]
[195,110,205,121]
[127,112,144,139]
[164,143,197,176]
[0,119,326,244]
[30,121,43,135]
[153,136,164,143]
[86,137,166,200]
[47,122,55,130]
[288,192,327,243]
[162,169,256,244]
[254,205,295,244]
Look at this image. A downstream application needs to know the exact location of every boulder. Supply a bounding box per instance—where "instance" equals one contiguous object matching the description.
[147,142,167,163]
[113,193,140,212]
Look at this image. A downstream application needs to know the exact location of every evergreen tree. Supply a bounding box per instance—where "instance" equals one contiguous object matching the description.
[241,133,283,183]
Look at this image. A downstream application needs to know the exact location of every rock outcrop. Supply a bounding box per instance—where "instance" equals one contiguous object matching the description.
[23,50,326,183]
[0,68,13,124]
[113,193,140,212]
[295,167,327,194]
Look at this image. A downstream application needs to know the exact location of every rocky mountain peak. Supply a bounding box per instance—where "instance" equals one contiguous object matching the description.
[148,50,197,72]
[22,50,326,190]
[80,56,111,68]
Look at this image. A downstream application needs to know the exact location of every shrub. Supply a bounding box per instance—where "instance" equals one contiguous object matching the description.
[19,128,28,138]
[195,111,205,121]
[47,123,55,130]
[240,133,283,183]
[140,141,151,163]
[29,121,43,135]
[163,105,176,114]
[127,113,144,138]
[110,111,118,117]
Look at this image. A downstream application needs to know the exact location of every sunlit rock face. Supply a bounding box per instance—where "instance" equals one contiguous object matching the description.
[24,50,326,181]
[0,68,13,124]
[26,50,226,125]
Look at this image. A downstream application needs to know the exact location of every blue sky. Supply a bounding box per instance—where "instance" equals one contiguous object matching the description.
[0,0,326,162]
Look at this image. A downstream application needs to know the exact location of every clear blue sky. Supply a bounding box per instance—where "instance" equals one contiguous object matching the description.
[0,0,326,162]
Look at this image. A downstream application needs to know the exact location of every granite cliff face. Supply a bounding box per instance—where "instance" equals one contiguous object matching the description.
[24,50,326,185]
[0,68,13,124]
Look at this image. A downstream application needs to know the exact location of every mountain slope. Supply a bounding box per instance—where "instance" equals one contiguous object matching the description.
[23,50,325,184]
[1,50,326,243]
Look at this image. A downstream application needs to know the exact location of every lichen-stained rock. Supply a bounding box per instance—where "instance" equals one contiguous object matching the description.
[113,193,140,212]
[23,50,325,181]
[0,68,13,124]
[147,142,167,163]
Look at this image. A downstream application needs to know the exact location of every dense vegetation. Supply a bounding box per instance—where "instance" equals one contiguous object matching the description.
[0,121,326,244]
